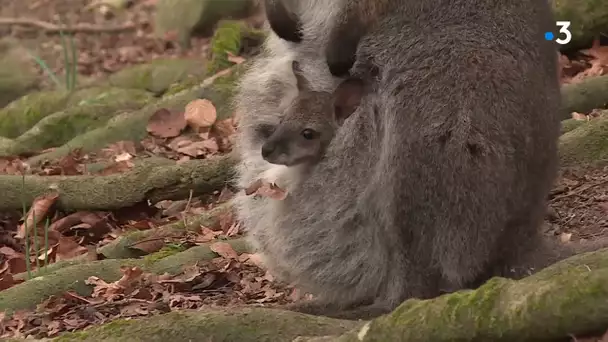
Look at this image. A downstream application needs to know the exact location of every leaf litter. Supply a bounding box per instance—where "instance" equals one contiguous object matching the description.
[0,75,299,338]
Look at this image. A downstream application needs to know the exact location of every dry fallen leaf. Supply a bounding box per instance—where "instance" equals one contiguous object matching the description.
[227,51,246,65]
[146,108,187,138]
[244,179,264,195]
[196,227,222,243]
[213,118,237,137]
[52,149,83,175]
[48,211,108,235]
[560,232,572,243]
[201,139,219,154]
[128,236,166,254]
[175,139,219,157]
[245,179,288,200]
[0,246,21,259]
[16,192,60,239]
[185,99,217,132]
[115,152,133,162]
[87,266,143,300]
[100,140,137,158]
[56,236,89,261]
[581,39,608,66]
[240,253,265,268]
[0,273,19,291]
[209,242,239,260]
[571,112,589,121]
[217,187,235,203]
[116,266,144,287]
[97,160,135,175]
[6,254,28,274]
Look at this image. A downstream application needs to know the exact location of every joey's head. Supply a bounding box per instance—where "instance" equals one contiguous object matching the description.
[260,61,366,166]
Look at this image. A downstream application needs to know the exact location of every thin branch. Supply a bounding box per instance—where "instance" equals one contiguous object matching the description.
[0,17,135,34]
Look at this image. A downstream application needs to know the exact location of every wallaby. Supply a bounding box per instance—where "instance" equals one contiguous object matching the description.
[235,1,608,320]
[261,61,364,167]
[263,0,404,76]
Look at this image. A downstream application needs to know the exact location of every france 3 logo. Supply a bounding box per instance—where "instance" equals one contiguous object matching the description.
[544,21,571,45]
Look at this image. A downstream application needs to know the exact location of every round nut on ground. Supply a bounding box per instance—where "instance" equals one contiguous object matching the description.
[185,99,217,131]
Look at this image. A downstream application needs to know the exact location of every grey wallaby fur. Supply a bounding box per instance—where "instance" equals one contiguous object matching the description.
[260,61,364,167]
[235,1,608,320]
[263,0,405,77]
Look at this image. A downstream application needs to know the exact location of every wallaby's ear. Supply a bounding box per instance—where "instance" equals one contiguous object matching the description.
[292,61,311,92]
[264,0,303,43]
[333,78,365,124]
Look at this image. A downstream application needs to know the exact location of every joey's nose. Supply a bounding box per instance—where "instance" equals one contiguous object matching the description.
[261,142,275,159]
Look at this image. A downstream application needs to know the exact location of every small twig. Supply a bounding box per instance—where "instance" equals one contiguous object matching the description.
[125,236,181,249]
[183,189,194,227]
[0,17,135,33]
[550,179,608,202]
[92,298,154,309]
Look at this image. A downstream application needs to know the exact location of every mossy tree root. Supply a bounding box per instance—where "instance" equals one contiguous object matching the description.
[0,155,236,211]
[561,75,608,119]
[99,201,234,259]
[52,248,608,342]
[559,114,608,166]
[2,237,250,313]
[9,202,237,281]
[54,309,362,342]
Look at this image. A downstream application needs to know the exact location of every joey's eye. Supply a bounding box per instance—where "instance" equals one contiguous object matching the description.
[301,128,317,140]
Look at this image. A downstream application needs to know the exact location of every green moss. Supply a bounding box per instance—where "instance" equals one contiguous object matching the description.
[106,59,207,95]
[0,259,144,313]
[559,115,608,166]
[199,63,245,120]
[53,309,360,342]
[0,90,70,138]
[164,74,206,96]
[0,86,136,140]
[561,75,608,115]
[55,319,133,341]
[561,118,587,134]
[0,38,39,107]
[27,61,242,165]
[143,244,185,264]
[207,20,244,74]
[0,88,153,156]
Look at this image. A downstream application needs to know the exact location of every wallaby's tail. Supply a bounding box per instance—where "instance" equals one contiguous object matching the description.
[572,237,608,255]
[505,237,608,280]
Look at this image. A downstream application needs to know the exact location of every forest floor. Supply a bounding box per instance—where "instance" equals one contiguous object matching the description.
[0,0,608,340]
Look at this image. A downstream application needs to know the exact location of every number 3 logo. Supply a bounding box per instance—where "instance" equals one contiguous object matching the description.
[555,21,572,45]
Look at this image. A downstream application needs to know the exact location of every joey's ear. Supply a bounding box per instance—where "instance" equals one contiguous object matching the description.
[333,78,365,124]
[292,61,311,91]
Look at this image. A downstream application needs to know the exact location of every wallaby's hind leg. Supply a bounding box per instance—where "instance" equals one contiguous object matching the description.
[490,207,566,281]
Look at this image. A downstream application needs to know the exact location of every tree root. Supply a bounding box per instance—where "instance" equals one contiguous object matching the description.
[3,237,250,313]
[562,75,608,119]
[42,247,608,341]
[0,155,236,211]
[54,308,361,342]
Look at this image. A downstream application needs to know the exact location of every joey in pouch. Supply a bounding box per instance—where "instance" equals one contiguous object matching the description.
[235,0,581,320]
[261,61,364,167]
